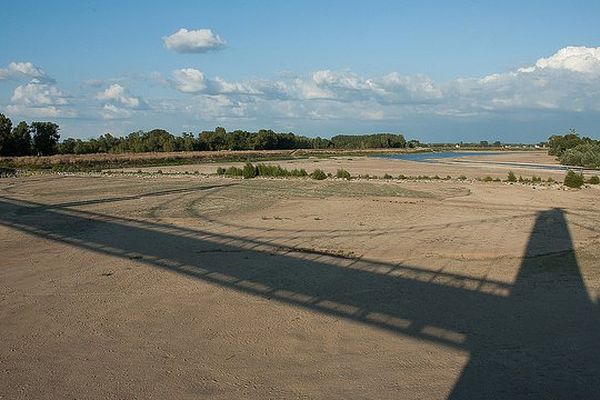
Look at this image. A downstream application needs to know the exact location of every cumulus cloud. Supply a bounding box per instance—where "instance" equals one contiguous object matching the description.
[0,61,55,83]
[96,84,146,109]
[171,68,290,98]
[101,104,132,120]
[6,79,76,118]
[163,28,226,53]
[528,46,600,74]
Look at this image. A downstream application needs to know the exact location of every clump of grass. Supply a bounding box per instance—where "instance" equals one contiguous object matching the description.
[383,173,393,179]
[547,177,555,183]
[564,170,584,188]
[483,176,493,182]
[457,175,467,180]
[532,175,542,183]
[398,174,408,180]
[310,169,327,180]
[289,168,308,177]
[432,175,441,180]
[336,168,351,180]
[445,175,452,180]
[225,166,243,176]
[493,177,501,182]
[216,167,226,175]
[507,171,517,182]
[587,175,600,184]
[242,162,258,179]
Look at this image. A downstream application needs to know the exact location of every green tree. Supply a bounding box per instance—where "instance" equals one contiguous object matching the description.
[31,122,60,155]
[10,121,33,156]
[0,113,13,156]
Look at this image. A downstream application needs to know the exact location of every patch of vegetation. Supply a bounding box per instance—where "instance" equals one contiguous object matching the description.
[457,175,468,180]
[0,166,17,177]
[548,130,600,168]
[564,170,585,188]
[336,168,351,179]
[242,162,258,179]
[507,171,517,182]
[225,166,244,177]
[532,175,542,183]
[483,176,493,182]
[310,169,327,180]
[587,175,600,184]
[383,173,393,179]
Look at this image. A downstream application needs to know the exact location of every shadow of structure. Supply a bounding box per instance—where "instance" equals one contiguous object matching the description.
[0,195,598,399]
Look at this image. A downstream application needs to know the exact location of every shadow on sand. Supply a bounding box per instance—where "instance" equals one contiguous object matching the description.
[0,195,598,398]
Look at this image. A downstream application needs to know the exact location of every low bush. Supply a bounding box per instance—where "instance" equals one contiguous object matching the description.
[289,168,308,177]
[507,171,517,182]
[398,174,407,180]
[587,175,600,184]
[532,175,542,183]
[483,176,493,182]
[547,177,555,183]
[310,169,327,180]
[336,168,351,179]
[225,166,243,176]
[242,162,258,179]
[564,170,584,188]
[216,167,226,175]
[383,173,393,179]
[457,175,468,180]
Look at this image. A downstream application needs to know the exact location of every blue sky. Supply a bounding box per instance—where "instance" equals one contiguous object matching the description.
[1,0,600,142]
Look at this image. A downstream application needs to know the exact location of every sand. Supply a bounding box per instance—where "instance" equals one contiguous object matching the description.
[1,153,599,399]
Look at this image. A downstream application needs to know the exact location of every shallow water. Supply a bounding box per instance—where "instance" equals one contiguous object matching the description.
[376,151,501,162]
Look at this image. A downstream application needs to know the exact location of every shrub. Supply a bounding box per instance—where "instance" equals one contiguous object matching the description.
[493,177,501,182]
[398,174,407,180]
[242,162,258,179]
[457,175,467,180]
[310,169,327,180]
[289,168,308,177]
[383,173,393,179]
[216,167,226,175]
[432,175,441,180]
[483,176,493,182]
[532,175,542,183]
[507,171,517,182]
[587,175,600,184]
[336,168,351,179]
[225,166,243,176]
[547,177,555,183]
[564,170,584,188]
[445,175,452,180]
[518,175,524,182]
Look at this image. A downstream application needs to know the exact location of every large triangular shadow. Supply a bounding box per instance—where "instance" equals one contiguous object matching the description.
[449,208,599,399]
[0,196,598,398]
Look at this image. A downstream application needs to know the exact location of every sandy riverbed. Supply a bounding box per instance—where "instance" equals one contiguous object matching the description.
[1,153,599,399]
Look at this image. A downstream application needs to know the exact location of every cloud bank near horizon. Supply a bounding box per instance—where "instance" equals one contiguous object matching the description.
[1,45,600,139]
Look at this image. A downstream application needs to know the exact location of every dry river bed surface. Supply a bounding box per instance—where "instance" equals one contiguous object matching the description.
[1,154,599,399]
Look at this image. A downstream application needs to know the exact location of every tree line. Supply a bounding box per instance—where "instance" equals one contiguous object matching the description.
[0,114,60,156]
[548,129,600,168]
[0,113,412,156]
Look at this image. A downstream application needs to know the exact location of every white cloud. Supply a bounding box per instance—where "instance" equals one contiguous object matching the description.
[6,79,76,118]
[531,46,600,74]
[96,84,146,109]
[172,68,207,93]
[0,61,54,83]
[163,28,226,53]
[101,104,132,120]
